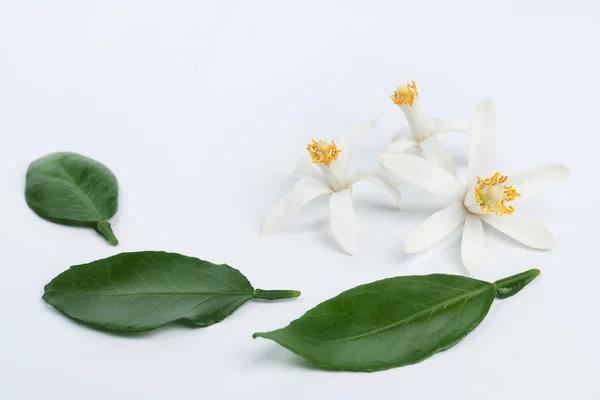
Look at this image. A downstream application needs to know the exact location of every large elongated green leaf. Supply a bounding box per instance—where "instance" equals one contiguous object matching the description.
[43,251,300,332]
[253,269,540,372]
[25,152,119,245]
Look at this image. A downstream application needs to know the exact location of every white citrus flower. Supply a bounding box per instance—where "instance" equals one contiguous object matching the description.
[378,100,570,275]
[262,120,401,255]
[386,79,469,175]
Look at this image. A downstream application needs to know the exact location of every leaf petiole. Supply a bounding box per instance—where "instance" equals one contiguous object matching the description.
[253,289,301,300]
[95,220,118,246]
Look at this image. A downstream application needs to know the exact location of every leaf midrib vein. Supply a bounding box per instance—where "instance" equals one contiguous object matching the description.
[305,285,491,344]
[46,290,253,297]
[53,160,102,220]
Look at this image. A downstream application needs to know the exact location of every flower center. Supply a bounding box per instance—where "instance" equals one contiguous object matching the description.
[307,139,341,167]
[391,79,418,106]
[475,172,521,215]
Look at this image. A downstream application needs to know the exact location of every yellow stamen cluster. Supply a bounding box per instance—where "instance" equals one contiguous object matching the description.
[391,79,418,106]
[475,172,521,215]
[306,140,341,167]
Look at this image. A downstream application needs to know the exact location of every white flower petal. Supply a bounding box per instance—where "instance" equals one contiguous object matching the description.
[378,153,465,199]
[329,189,357,255]
[390,126,413,143]
[432,118,470,134]
[467,99,496,185]
[329,119,377,185]
[261,183,332,236]
[461,214,485,276]
[292,155,326,183]
[405,202,467,253]
[384,138,417,154]
[335,119,378,168]
[420,136,457,176]
[480,213,554,249]
[350,169,402,208]
[507,163,570,196]
[402,97,430,142]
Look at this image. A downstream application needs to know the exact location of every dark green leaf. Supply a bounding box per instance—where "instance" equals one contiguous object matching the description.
[43,251,300,332]
[253,270,539,372]
[25,152,119,245]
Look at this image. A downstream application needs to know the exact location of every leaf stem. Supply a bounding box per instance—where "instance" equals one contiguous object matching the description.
[493,269,540,299]
[253,289,301,300]
[95,221,118,246]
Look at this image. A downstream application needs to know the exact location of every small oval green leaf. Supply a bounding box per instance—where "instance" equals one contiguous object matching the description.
[25,152,119,245]
[43,251,300,332]
[254,271,536,372]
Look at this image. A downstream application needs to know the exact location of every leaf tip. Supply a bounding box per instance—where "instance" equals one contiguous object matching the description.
[494,268,541,299]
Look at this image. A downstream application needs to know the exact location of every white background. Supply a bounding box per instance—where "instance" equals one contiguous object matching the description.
[0,1,598,399]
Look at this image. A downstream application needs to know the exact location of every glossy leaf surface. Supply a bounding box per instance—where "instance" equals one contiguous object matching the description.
[44,251,300,332]
[254,270,539,372]
[25,152,119,245]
